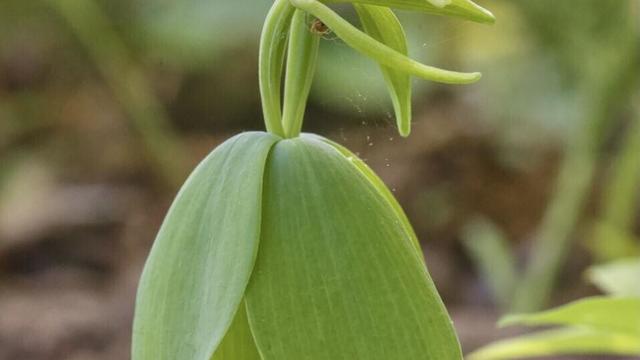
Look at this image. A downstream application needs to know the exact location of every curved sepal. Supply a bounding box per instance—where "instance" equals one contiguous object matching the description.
[291,0,481,85]
[328,0,495,24]
[132,132,279,360]
[245,135,462,359]
[354,4,412,137]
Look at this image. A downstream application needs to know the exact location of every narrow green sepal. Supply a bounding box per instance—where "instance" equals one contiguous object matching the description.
[282,9,321,138]
[354,4,413,137]
[290,0,482,85]
[259,0,296,137]
[327,0,495,24]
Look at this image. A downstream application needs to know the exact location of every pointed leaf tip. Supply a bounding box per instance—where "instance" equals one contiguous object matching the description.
[354,4,413,137]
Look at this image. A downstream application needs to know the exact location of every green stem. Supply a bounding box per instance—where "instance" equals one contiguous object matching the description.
[602,112,640,234]
[259,0,295,137]
[592,104,640,261]
[282,10,320,138]
[290,0,481,84]
[47,0,188,188]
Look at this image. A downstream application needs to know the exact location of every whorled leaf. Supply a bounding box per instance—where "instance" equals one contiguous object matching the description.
[132,132,279,360]
[500,296,640,337]
[467,327,640,360]
[245,135,462,359]
[326,0,495,24]
[354,4,413,137]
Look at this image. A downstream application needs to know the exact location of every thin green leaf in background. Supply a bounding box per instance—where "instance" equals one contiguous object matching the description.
[501,297,640,337]
[467,327,640,360]
[354,4,413,137]
[462,218,517,309]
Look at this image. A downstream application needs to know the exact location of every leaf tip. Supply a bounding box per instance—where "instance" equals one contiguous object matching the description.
[461,71,482,84]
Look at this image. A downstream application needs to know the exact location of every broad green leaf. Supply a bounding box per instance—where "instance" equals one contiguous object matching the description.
[308,134,423,258]
[291,0,482,85]
[211,301,261,360]
[245,135,461,359]
[501,297,640,337]
[326,0,495,24]
[587,258,640,296]
[354,4,413,137]
[467,327,640,360]
[132,132,279,360]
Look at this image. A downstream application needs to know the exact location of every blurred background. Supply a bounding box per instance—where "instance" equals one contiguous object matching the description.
[0,0,638,359]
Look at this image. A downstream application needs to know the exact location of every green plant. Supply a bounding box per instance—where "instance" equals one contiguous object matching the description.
[131,0,493,359]
[468,257,640,360]
[47,0,190,188]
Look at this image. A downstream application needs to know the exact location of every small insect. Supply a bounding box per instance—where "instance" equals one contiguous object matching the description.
[310,19,331,36]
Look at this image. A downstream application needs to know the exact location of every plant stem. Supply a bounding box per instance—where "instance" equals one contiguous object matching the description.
[48,0,188,188]
[602,112,640,235]
[290,0,482,84]
[282,10,320,138]
[259,0,295,137]
[592,103,640,261]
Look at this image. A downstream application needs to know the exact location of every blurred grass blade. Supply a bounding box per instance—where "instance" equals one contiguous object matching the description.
[246,135,462,359]
[211,302,261,360]
[500,297,640,337]
[462,217,517,309]
[467,328,640,360]
[354,4,413,137]
[132,133,279,360]
[291,0,482,84]
[48,0,189,188]
[326,0,495,24]
[588,222,640,262]
[259,0,296,137]
[586,258,640,296]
